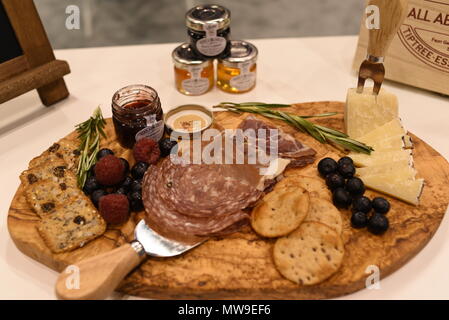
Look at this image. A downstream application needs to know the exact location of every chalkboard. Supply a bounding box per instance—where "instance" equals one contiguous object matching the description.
[0,1,23,64]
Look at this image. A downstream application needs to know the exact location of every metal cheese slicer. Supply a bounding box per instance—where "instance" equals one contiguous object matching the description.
[357,0,409,95]
[55,220,204,300]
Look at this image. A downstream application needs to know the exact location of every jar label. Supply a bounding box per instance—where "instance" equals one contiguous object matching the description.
[135,114,165,142]
[196,22,226,57]
[182,66,210,95]
[230,62,256,91]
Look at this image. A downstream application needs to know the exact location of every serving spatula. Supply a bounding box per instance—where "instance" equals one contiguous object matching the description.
[55,220,204,300]
[357,0,409,95]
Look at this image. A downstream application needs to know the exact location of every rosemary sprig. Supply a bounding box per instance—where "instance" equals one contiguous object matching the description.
[75,107,106,188]
[214,102,373,154]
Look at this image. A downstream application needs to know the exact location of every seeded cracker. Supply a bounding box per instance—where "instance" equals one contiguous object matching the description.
[304,197,343,235]
[275,175,331,201]
[37,197,106,253]
[24,179,82,218]
[20,159,76,188]
[251,187,309,238]
[28,138,80,172]
[273,222,344,285]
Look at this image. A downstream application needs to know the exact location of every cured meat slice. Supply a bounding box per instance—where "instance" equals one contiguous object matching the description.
[142,162,252,243]
[142,115,316,243]
[238,115,316,167]
[160,161,262,218]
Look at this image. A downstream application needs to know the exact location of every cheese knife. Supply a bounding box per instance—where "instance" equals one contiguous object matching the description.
[357,0,409,95]
[55,220,204,300]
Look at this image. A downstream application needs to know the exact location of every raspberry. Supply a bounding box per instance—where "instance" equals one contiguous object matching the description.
[99,194,129,224]
[133,138,160,164]
[94,155,125,186]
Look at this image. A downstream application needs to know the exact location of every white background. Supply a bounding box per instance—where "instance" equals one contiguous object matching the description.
[1,36,448,299]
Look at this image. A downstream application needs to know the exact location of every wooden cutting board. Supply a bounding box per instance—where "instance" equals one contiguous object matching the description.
[8,101,449,299]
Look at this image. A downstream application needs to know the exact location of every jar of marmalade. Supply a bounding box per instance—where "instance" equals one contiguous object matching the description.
[217,40,258,94]
[186,4,231,59]
[112,85,163,149]
[172,43,214,96]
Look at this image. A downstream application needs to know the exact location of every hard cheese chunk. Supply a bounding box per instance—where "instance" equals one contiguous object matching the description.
[350,149,412,167]
[363,134,413,152]
[359,166,417,181]
[356,160,416,178]
[357,118,406,143]
[361,175,424,205]
[345,87,398,138]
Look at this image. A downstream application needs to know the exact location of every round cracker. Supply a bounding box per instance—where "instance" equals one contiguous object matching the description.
[304,197,343,235]
[251,188,309,238]
[273,222,344,285]
[275,175,331,200]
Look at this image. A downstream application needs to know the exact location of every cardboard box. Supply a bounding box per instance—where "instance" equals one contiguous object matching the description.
[354,0,449,95]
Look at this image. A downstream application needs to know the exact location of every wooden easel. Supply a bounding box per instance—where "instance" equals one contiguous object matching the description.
[0,0,70,106]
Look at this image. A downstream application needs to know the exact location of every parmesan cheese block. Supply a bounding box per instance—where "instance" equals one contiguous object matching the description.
[357,118,406,143]
[345,87,398,138]
[361,175,424,206]
[350,149,412,167]
[356,160,415,178]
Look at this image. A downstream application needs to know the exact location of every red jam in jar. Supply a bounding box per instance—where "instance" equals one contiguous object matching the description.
[112,85,163,149]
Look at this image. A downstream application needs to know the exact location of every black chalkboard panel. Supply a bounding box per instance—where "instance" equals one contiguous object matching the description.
[0,1,23,64]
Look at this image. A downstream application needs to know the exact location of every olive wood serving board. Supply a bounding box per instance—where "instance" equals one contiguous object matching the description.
[8,101,449,299]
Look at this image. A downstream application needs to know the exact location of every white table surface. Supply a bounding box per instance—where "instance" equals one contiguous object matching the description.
[1,36,448,300]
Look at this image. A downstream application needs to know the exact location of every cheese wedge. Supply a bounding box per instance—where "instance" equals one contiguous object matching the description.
[350,149,412,167]
[356,160,415,177]
[345,87,398,138]
[361,175,424,205]
[359,166,417,181]
[357,118,406,144]
[363,134,413,152]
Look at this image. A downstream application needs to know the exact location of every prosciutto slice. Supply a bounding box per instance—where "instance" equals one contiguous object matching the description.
[238,115,316,168]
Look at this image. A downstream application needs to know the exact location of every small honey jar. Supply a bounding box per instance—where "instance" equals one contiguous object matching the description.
[172,43,214,96]
[216,40,258,94]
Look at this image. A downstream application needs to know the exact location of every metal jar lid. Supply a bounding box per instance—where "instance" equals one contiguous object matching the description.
[172,43,211,69]
[186,4,231,32]
[219,40,258,68]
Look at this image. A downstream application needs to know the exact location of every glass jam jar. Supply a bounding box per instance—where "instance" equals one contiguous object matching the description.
[186,4,231,59]
[112,85,163,149]
[217,40,258,94]
[172,43,214,96]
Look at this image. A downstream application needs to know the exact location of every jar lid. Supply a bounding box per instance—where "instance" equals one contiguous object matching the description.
[172,43,210,69]
[186,4,231,32]
[164,104,214,136]
[219,40,258,66]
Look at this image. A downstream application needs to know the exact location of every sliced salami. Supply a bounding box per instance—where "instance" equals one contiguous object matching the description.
[142,115,316,242]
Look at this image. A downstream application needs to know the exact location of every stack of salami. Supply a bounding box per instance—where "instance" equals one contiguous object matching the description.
[143,116,316,243]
